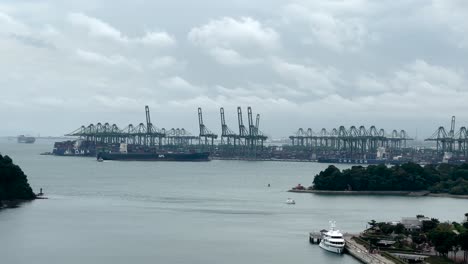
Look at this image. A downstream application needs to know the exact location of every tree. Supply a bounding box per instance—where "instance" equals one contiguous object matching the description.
[379,223,395,235]
[422,219,440,232]
[0,155,36,201]
[429,223,457,257]
[368,220,377,229]
[458,232,468,263]
[311,162,468,195]
[394,223,406,234]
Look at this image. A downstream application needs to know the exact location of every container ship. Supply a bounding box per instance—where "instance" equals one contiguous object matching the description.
[97,143,210,161]
[52,140,95,156]
[17,135,36,144]
[97,151,210,161]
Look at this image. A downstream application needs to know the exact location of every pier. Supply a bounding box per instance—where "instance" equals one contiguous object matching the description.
[344,235,395,264]
[309,233,397,264]
[309,231,323,244]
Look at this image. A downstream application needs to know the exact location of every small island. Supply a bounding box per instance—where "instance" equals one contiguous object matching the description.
[0,154,36,209]
[291,162,468,197]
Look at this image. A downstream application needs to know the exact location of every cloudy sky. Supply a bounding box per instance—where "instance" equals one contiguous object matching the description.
[1,0,468,139]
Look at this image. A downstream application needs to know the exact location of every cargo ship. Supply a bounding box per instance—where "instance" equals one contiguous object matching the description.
[17,135,36,144]
[97,152,210,161]
[52,140,95,156]
[97,143,210,161]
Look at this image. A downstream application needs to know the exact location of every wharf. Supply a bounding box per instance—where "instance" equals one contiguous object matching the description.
[343,235,395,264]
[309,231,323,244]
[309,233,396,264]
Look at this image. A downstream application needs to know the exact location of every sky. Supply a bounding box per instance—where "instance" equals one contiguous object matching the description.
[1,0,468,139]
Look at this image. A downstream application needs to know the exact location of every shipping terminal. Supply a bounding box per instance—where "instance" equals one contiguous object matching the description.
[49,106,467,164]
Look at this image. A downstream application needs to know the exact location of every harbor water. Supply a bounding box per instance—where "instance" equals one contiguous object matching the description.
[1,138,467,264]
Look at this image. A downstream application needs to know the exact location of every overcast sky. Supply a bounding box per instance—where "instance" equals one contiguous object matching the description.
[1,0,468,139]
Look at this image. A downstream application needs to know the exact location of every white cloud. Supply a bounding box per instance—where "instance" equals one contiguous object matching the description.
[189,17,279,50]
[341,60,468,118]
[0,11,29,35]
[41,24,60,36]
[356,74,388,93]
[139,31,175,47]
[391,60,466,94]
[68,12,175,47]
[2,1,468,137]
[68,12,123,42]
[75,49,142,71]
[426,0,468,48]
[271,58,341,96]
[157,76,202,96]
[149,56,184,70]
[32,96,66,107]
[0,12,56,49]
[188,17,279,65]
[283,3,373,52]
[90,95,143,111]
[209,47,261,66]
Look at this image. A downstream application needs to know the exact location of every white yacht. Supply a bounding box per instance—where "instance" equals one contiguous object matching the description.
[286,198,295,204]
[319,221,345,254]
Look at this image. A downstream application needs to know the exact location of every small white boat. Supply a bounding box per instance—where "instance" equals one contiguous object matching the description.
[286,198,295,204]
[319,221,345,254]
[97,157,104,162]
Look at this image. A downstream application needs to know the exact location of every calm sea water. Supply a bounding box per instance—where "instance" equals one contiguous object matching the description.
[1,138,467,264]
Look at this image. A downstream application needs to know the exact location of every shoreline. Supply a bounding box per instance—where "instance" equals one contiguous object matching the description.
[0,199,35,209]
[212,157,315,162]
[289,189,468,199]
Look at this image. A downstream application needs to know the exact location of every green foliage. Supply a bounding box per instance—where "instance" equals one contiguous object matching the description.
[394,223,406,234]
[0,154,36,201]
[378,222,395,235]
[428,223,457,256]
[368,219,377,228]
[364,218,468,262]
[411,233,427,244]
[313,162,468,194]
[422,219,440,232]
[463,222,468,229]
[458,231,468,251]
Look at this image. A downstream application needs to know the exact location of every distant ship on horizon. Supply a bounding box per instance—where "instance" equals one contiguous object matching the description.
[17,135,36,144]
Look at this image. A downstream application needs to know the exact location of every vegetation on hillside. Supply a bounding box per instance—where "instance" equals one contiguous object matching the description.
[0,154,36,206]
[312,163,468,195]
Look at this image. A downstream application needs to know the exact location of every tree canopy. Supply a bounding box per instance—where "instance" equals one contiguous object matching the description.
[0,154,36,202]
[312,163,468,194]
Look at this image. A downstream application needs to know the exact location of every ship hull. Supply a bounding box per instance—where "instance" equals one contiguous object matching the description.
[17,136,36,144]
[319,241,345,254]
[97,152,210,161]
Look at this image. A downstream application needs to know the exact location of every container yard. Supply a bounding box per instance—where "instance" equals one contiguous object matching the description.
[51,106,468,164]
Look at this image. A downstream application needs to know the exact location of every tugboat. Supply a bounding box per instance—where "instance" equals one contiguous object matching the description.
[319,221,345,254]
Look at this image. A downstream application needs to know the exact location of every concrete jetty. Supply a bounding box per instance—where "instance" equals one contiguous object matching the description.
[343,235,395,264]
[309,232,397,263]
[309,232,322,244]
